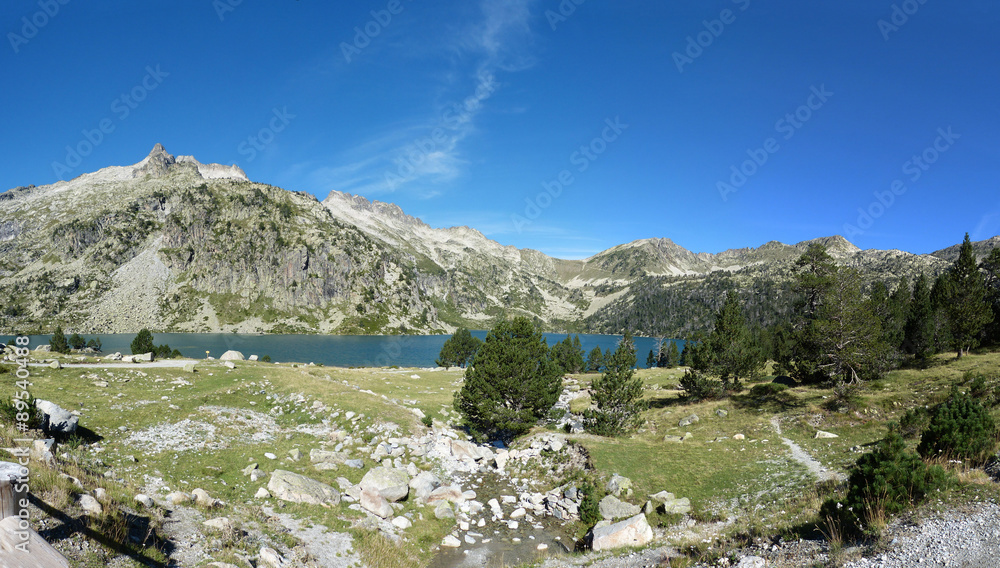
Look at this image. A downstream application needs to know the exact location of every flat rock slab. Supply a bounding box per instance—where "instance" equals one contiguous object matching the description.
[599,495,641,520]
[359,466,409,502]
[268,470,340,506]
[590,513,653,551]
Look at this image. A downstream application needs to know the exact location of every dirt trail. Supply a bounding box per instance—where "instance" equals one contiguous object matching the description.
[770,417,845,482]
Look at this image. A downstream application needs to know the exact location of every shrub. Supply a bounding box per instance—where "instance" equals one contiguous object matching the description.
[579,483,604,527]
[966,374,1000,407]
[420,414,433,428]
[821,433,949,538]
[891,407,929,439]
[0,394,43,430]
[678,369,723,402]
[261,355,272,362]
[68,333,86,350]
[153,344,181,359]
[917,390,998,465]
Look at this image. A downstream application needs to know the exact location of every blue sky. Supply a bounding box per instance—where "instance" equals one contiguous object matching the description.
[3,1,999,259]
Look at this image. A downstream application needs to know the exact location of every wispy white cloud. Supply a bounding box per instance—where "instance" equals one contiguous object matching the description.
[309,0,536,200]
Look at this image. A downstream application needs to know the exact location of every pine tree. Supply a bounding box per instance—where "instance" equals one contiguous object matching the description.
[945,234,993,357]
[50,326,69,354]
[130,328,155,355]
[453,317,562,443]
[810,268,893,384]
[930,273,955,353]
[571,335,585,372]
[586,346,604,372]
[794,243,838,318]
[667,340,680,367]
[904,274,935,362]
[871,280,908,353]
[978,248,1000,346]
[584,332,647,436]
[790,244,839,383]
[646,349,656,369]
[437,327,482,368]
[551,335,585,374]
[696,290,764,390]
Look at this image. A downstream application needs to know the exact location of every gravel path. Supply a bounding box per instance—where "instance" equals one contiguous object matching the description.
[771,417,844,482]
[842,503,1000,568]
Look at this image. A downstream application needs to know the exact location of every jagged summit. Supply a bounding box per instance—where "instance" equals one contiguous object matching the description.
[132,143,248,181]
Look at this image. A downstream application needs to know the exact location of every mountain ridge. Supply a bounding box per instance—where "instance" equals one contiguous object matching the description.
[0,145,996,336]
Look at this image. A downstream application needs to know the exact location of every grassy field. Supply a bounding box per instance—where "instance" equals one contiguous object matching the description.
[1,349,999,566]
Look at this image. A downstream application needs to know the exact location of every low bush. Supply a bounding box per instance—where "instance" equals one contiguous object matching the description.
[0,394,43,430]
[678,369,724,402]
[891,406,929,439]
[917,390,998,466]
[821,433,949,538]
[967,373,1000,407]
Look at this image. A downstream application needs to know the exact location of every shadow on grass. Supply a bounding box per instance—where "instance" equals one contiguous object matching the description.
[30,493,172,567]
[730,392,803,412]
[647,394,696,409]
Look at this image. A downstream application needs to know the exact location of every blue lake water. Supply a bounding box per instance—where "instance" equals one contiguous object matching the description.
[4,332,684,368]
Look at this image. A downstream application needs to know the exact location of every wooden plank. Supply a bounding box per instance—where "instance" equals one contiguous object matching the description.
[0,462,27,522]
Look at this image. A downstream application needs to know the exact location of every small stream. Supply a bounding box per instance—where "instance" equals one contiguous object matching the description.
[425,470,578,568]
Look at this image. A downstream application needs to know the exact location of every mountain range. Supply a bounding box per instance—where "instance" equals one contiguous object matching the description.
[0,145,994,337]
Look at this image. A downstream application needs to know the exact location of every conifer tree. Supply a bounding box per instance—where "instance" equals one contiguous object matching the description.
[810,268,892,384]
[979,248,1000,346]
[945,234,993,357]
[586,346,604,372]
[453,317,562,443]
[437,327,481,368]
[572,335,584,367]
[696,290,764,390]
[646,349,656,369]
[551,334,585,374]
[667,340,680,367]
[68,333,86,350]
[904,274,935,362]
[130,328,155,355]
[584,332,647,436]
[50,326,69,354]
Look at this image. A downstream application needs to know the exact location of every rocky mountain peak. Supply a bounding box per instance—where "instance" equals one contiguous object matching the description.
[133,143,177,178]
[128,144,247,181]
